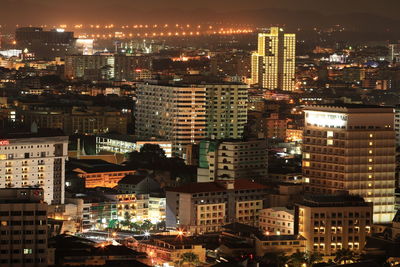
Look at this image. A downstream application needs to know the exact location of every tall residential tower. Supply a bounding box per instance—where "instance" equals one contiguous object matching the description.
[251,27,296,91]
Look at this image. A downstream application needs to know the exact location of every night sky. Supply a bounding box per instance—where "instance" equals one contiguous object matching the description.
[1,0,400,29]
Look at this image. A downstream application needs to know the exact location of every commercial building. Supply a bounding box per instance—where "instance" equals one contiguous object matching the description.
[295,195,373,256]
[64,54,151,81]
[0,188,48,266]
[259,207,294,235]
[135,83,206,156]
[0,130,68,204]
[96,133,172,157]
[166,179,268,234]
[15,27,75,60]
[205,84,248,139]
[251,27,296,91]
[19,106,128,135]
[197,139,268,183]
[303,104,396,223]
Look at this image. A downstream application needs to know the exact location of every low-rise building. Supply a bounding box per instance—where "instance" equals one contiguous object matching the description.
[254,234,306,257]
[259,207,294,235]
[68,159,135,188]
[166,179,269,234]
[137,236,206,267]
[295,194,373,256]
[96,133,173,157]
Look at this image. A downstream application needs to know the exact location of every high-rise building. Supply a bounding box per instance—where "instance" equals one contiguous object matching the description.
[251,27,296,91]
[135,83,206,156]
[0,130,68,204]
[205,84,248,139]
[303,104,396,223]
[64,54,152,81]
[295,195,373,256]
[15,27,75,60]
[197,139,268,183]
[0,188,48,266]
[388,43,400,63]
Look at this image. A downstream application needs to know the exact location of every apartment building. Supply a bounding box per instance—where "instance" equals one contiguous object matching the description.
[0,188,48,266]
[166,179,268,234]
[259,207,294,235]
[197,139,268,183]
[0,130,68,204]
[205,84,248,139]
[135,83,206,156]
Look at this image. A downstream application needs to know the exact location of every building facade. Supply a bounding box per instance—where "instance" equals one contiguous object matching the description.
[303,104,396,223]
[205,84,248,139]
[0,188,48,266]
[259,207,294,235]
[197,139,268,183]
[251,27,296,91]
[166,179,268,234]
[135,83,206,156]
[295,195,373,256]
[0,131,68,204]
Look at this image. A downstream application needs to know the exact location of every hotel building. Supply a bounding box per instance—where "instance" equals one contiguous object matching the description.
[302,104,396,223]
[0,130,68,205]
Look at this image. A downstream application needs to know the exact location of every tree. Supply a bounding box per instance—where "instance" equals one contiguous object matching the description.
[304,251,323,267]
[179,252,199,267]
[334,248,359,264]
[262,251,289,267]
[289,251,306,267]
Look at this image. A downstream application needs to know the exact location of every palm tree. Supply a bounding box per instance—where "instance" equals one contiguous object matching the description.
[304,251,323,267]
[179,252,199,267]
[334,248,358,264]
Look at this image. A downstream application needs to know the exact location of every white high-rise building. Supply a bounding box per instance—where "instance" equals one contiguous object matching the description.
[251,27,296,91]
[0,130,68,204]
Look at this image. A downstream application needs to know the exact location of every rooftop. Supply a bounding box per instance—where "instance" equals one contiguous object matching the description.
[166,179,268,194]
[68,159,133,173]
[0,128,67,139]
[298,194,371,208]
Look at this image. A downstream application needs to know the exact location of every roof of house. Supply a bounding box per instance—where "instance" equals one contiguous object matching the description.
[68,159,134,173]
[166,179,268,194]
[254,234,306,242]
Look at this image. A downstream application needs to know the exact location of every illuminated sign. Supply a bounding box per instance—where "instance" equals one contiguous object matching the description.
[305,111,347,128]
[0,140,9,146]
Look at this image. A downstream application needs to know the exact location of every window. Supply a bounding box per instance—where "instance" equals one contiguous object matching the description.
[23,249,33,255]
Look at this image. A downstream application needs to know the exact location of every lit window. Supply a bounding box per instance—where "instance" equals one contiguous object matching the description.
[368,175,373,178]
[369,150,373,154]
[303,161,310,167]
[304,178,310,183]
[368,167,373,170]
[327,131,334,138]
[23,249,32,255]
[368,159,373,162]
[368,183,372,187]
[304,153,310,159]
[369,134,373,138]
[368,192,372,195]
[369,142,373,146]
[327,140,333,145]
